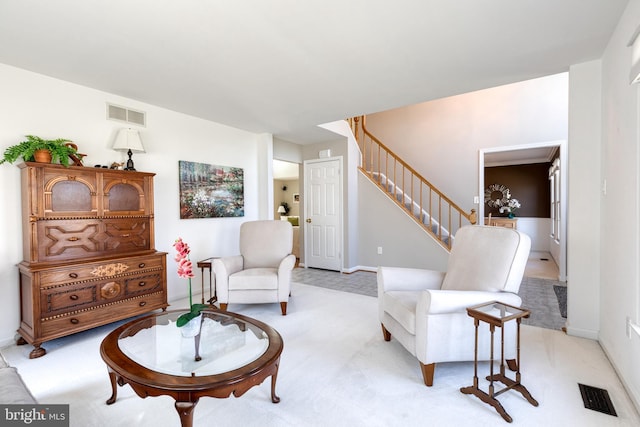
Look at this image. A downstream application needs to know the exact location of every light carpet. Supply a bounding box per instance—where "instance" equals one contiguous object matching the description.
[2,283,639,426]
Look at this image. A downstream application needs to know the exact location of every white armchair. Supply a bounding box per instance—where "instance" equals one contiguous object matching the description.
[213,220,296,315]
[378,225,531,386]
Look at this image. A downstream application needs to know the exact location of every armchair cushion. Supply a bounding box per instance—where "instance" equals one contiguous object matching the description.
[229,268,278,290]
[241,220,293,269]
[440,226,529,293]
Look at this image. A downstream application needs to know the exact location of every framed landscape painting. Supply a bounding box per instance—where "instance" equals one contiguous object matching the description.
[179,160,244,219]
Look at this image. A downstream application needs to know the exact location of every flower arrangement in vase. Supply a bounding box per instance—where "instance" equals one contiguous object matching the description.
[173,238,209,327]
[499,192,521,218]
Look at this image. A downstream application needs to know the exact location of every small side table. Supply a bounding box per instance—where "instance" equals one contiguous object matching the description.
[460,301,538,423]
[196,257,218,304]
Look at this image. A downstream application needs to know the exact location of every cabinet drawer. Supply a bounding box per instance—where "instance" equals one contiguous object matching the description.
[41,279,128,316]
[124,272,162,296]
[39,254,164,287]
[40,292,167,339]
[42,282,97,314]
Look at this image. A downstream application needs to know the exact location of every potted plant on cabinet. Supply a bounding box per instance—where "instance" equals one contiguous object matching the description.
[0,135,80,167]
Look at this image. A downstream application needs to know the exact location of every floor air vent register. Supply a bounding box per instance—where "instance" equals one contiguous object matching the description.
[578,383,617,416]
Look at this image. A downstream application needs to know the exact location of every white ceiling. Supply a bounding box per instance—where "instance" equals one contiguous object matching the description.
[0,1,629,144]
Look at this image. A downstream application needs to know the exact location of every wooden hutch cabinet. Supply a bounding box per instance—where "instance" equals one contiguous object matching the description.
[16,162,168,358]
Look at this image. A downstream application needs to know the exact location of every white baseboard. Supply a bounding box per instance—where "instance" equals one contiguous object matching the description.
[342,265,377,273]
[565,325,599,340]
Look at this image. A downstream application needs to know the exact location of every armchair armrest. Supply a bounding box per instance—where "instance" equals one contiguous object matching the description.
[417,290,522,315]
[278,254,296,274]
[277,254,297,301]
[213,255,244,303]
[213,255,244,277]
[377,266,445,293]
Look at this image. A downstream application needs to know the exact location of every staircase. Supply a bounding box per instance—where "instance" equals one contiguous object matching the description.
[349,116,476,250]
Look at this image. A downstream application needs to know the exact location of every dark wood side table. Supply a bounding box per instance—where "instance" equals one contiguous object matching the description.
[197,257,218,304]
[460,301,538,423]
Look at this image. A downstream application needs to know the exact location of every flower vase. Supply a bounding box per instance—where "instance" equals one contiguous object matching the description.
[180,313,204,361]
[508,212,515,219]
[179,313,203,338]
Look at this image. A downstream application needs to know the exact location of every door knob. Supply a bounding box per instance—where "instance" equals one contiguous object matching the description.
[306,218,312,223]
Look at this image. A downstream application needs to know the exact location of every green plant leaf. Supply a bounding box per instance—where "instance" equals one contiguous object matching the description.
[176,311,199,327]
[176,304,210,327]
[1,135,78,167]
[191,304,210,312]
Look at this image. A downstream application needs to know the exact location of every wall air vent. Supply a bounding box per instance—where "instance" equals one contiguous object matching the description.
[107,103,146,127]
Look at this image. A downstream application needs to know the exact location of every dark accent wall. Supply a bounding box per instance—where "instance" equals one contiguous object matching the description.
[484,163,551,218]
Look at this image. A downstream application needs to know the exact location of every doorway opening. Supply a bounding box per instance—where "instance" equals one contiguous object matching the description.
[479,140,567,282]
[273,159,301,263]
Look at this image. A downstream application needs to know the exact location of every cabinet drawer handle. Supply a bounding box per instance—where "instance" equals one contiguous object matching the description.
[139,301,146,307]
[69,294,79,301]
[70,318,79,325]
[138,282,146,287]
[67,237,80,242]
[138,263,145,268]
[69,273,78,279]
[122,233,130,237]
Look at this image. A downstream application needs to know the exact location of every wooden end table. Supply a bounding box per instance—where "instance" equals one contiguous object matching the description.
[460,301,538,423]
[100,308,283,427]
[197,257,218,304]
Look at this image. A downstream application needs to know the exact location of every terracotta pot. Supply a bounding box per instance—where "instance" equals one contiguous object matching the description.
[33,149,52,163]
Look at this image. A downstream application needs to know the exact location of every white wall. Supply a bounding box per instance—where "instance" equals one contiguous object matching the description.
[567,60,602,339]
[273,138,303,164]
[0,64,263,347]
[598,0,640,409]
[515,218,552,253]
[358,173,449,271]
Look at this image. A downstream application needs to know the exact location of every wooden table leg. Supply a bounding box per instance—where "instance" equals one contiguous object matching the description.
[460,319,514,422]
[175,400,198,427]
[106,371,118,405]
[200,266,206,304]
[488,324,495,397]
[209,266,215,303]
[271,370,281,403]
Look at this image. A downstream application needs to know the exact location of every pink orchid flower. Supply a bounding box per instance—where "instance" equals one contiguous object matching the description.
[177,257,194,278]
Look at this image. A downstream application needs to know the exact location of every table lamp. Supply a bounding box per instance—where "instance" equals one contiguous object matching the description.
[112,128,145,171]
[277,205,286,218]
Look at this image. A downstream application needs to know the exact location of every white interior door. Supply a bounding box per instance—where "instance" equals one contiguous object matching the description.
[304,158,342,271]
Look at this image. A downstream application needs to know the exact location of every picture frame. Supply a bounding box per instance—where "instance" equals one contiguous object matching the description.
[178,160,244,219]
[293,193,300,204]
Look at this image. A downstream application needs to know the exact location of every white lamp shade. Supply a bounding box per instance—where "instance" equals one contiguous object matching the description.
[112,128,145,152]
[277,206,286,214]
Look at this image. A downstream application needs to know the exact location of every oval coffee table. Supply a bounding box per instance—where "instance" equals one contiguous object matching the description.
[100,308,283,427]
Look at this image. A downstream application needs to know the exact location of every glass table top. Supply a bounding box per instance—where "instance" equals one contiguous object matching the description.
[117,310,270,377]
[466,301,530,323]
